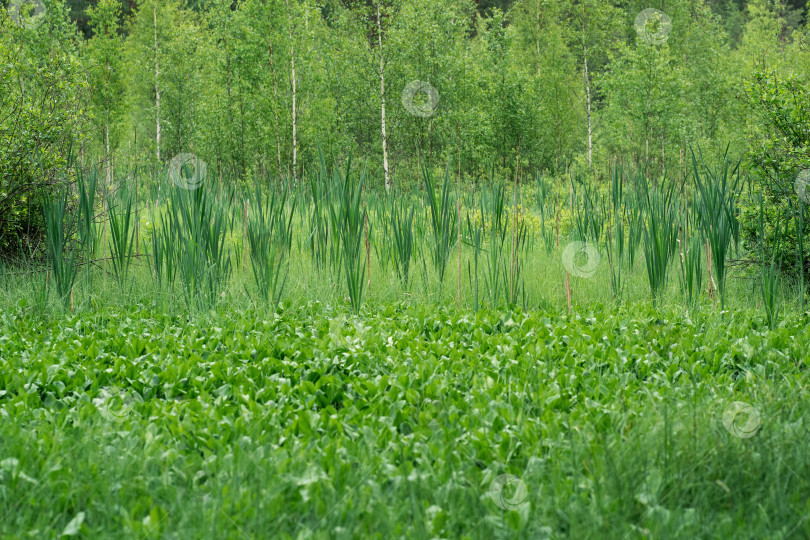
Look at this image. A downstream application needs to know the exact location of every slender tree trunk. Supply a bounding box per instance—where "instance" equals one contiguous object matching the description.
[511,144,520,304]
[134,125,138,255]
[457,126,461,309]
[376,0,391,192]
[269,42,283,179]
[536,0,541,71]
[285,0,298,184]
[661,130,665,169]
[225,36,235,174]
[582,3,592,169]
[105,119,111,187]
[153,5,161,162]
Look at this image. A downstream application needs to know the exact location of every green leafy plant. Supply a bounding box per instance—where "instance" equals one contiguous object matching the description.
[247,183,295,307]
[391,198,415,287]
[167,182,233,308]
[43,190,77,307]
[423,161,457,294]
[692,148,741,311]
[327,157,367,312]
[641,179,680,302]
[106,190,136,288]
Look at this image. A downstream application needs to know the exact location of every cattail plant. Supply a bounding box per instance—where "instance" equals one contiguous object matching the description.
[641,178,680,302]
[371,190,393,274]
[481,178,508,307]
[477,173,525,308]
[536,174,556,253]
[76,168,98,289]
[679,226,703,311]
[759,194,782,329]
[107,189,136,288]
[167,179,234,308]
[147,207,170,291]
[327,157,367,312]
[692,148,741,311]
[423,160,457,295]
[391,197,415,287]
[465,210,483,311]
[247,183,295,308]
[43,190,77,307]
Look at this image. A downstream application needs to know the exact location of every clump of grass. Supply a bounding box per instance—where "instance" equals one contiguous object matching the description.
[641,177,680,303]
[327,156,367,312]
[43,190,77,307]
[106,189,136,289]
[76,168,98,289]
[423,160,457,294]
[247,183,295,308]
[166,180,233,308]
[692,147,741,311]
[391,197,415,287]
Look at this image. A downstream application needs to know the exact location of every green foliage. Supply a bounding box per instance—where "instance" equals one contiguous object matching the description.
[692,148,742,310]
[106,190,135,288]
[0,0,86,257]
[422,161,457,291]
[641,180,680,302]
[165,181,233,308]
[42,190,76,305]
[1,302,810,537]
[247,183,295,307]
[326,156,367,312]
[745,71,810,198]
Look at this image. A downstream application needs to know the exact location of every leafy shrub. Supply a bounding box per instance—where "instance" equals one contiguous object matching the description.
[0,3,86,259]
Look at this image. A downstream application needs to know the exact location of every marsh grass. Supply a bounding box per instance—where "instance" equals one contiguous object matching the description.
[247,183,295,307]
[423,160,458,294]
[642,179,680,303]
[43,190,77,307]
[107,189,136,288]
[327,156,367,312]
[7,150,800,320]
[692,148,741,311]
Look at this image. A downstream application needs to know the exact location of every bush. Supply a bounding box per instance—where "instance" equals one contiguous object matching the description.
[740,70,810,278]
[0,1,86,259]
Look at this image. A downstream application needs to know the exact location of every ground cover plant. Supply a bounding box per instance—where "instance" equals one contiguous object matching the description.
[4,0,810,538]
[2,303,810,538]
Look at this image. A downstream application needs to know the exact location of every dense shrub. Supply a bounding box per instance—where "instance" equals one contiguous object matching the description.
[0,2,85,259]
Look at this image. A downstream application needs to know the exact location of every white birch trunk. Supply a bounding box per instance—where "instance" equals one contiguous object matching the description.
[376,1,390,192]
